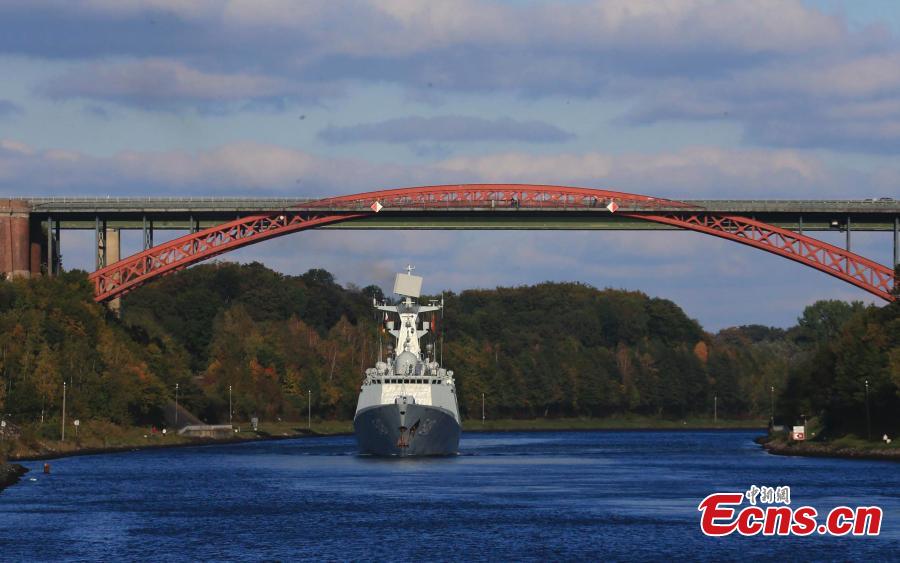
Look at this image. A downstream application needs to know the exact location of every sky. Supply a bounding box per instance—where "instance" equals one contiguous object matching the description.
[0,0,898,330]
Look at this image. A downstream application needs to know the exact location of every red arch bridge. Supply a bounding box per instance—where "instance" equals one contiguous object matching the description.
[1,185,898,303]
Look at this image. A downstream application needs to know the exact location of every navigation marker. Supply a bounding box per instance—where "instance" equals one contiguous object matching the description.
[606,200,619,213]
[370,200,383,213]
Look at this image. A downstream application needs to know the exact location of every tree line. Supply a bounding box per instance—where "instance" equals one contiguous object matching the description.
[0,262,897,440]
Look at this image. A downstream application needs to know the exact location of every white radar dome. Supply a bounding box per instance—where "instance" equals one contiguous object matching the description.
[394,351,418,376]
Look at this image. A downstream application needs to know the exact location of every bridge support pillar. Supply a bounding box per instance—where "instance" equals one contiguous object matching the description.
[95,217,107,269]
[142,216,153,250]
[46,216,61,276]
[0,199,32,280]
[30,218,42,277]
[106,227,121,315]
[846,215,851,252]
[894,216,899,268]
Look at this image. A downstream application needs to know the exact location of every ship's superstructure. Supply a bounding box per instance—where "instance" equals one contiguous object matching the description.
[353,266,461,456]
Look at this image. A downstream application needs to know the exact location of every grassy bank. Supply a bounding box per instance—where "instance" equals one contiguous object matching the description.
[1,416,764,462]
[3,419,344,461]
[760,433,900,462]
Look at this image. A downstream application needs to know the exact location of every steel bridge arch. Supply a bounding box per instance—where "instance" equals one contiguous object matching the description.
[88,184,897,303]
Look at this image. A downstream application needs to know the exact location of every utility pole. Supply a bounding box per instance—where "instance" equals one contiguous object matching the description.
[62,381,67,442]
[482,392,485,425]
[229,385,233,426]
[714,394,717,424]
[865,379,871,441]
[175,383,179,427]
[770,385,775,425]
[308,389,311,430]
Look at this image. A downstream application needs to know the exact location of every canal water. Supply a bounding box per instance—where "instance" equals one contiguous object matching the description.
[1,430,897,560]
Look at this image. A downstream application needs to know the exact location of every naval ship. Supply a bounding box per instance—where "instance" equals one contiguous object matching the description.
[354,267,461,456]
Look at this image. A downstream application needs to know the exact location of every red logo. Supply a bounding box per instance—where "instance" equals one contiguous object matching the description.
[698,487,882,537]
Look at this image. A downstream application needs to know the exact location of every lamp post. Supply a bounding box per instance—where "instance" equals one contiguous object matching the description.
[770,385,775,425]
[61,382,67,441]
[175,383,179,427]
[865,379,871,441]
[714,393,717,424]
[482,392,485,425]
[229,385,233,426]
[307,390,311,430]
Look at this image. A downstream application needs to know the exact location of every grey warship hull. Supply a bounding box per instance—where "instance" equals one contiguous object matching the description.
[354,403,460,456]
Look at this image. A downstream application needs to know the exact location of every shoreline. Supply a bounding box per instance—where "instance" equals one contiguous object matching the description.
[5,418,765,464]
[464,425,765,433]
[11,428,895,468]
[757,436,900,463]
[0,463,28,494]
[8,429,344,463]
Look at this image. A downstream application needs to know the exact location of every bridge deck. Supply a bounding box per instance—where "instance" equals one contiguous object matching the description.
[23,197,900,231]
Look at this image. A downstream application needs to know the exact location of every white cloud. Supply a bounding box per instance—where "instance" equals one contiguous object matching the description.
[37,58,327,110]
[436,146,833,197]
[0,139,860,199]
[8,0,900,152]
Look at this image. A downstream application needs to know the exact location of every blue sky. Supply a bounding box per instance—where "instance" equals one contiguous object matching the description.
[0,0,898,330]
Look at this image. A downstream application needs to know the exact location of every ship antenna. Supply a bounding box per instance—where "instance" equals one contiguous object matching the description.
[373,296,383,364]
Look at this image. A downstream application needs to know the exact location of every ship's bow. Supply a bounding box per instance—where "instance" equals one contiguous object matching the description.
[354,397,460,456]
